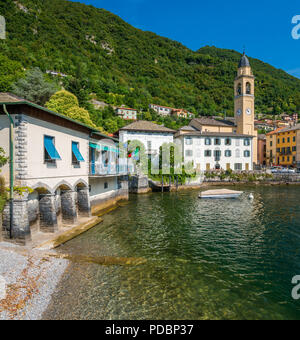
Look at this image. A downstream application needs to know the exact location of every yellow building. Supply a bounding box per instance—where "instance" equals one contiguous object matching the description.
[275,126,298,167]
[266,127,284,166]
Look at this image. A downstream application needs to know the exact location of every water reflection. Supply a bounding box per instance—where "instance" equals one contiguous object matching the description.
[44,186,300,320]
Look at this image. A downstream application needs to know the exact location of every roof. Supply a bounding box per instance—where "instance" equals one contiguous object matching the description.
[190,117,236,129]
[119,120,176,133]
[116,107,138,111]
[258,134,266,140]
[0,92,24,103]
[239,52,251,68]
[0,92,118,142]
[175,131,254,138]
[266,127,285,136]
[276,124,300,133]
[179,126,196,131]
[150,104,175,110]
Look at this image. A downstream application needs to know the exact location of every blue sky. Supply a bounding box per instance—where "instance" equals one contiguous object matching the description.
[77,0,300,78]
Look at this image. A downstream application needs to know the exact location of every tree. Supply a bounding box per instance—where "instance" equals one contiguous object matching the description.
[46,90,96,127]
[13,68,57,105]
[46,90,79,114]
[103,119,119,133]
[0,54,24,92]
[66,106,96,127]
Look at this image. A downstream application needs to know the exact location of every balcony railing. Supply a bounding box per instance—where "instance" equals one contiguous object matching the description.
[89,163,129,176]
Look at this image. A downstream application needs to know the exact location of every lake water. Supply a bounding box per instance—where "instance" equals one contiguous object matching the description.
[44,186,300,320]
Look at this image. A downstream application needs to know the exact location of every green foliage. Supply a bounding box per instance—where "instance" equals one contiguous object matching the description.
[13,67,57,105]
[0,0,299,118]
[46,90,79,113]
[0,176,7,212]
[46,90,96,127]
[0,147,8,170]
[6,186,33,197]
[0,54,24,92]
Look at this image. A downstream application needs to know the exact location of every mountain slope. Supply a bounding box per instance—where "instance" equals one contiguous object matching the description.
[0,0,300,116]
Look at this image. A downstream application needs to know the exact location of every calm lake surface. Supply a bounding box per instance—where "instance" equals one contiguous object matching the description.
[44,186,300,320]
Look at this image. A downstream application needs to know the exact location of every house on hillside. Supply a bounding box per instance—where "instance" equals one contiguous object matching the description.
[115,107,138,120]
[149,104,174,117]
[0,93,128,245]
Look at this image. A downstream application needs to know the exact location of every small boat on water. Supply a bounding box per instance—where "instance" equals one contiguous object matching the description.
[199,189,243,199]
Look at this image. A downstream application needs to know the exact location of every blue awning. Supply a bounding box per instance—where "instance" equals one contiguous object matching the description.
[44,136,61,160]
[72,142,85,162]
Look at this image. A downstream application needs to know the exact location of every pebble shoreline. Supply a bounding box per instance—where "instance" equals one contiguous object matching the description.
[0,243,69,320]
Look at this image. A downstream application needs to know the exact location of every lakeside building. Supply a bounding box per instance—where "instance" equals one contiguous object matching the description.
[257,134,266,166]
[173,52,257,170]
[266,127,284,166]
[118,121,175,167]
[115,107,138,120]
[0,93,128,245]
[275,124,300,168]
[175,126,253,171]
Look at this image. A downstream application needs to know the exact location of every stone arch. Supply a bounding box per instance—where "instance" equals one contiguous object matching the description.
[53,180,74,193]
[31,182,53,194]
[74,179,89,190]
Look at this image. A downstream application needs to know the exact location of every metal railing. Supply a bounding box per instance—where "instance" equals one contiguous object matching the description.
[89,163,129,176]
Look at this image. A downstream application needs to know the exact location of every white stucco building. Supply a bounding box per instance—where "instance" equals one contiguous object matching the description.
[0,93,128,244]
[119,121,175,168]
[115,107,138,120]
[175,126,253,171]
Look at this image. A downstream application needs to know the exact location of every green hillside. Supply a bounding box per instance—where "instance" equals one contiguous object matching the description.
[1,0,300,117]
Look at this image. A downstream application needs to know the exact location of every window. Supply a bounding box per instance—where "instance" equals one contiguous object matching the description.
[196,138,201,145]
[185,137,193,145]
[104,182,108,189]
[235,139,240,146]
[293,136,296,142]
[288,137,290,143]
[205,150,212,157]
[278,139,280,144]
[287,156,290,162]
[147,141,152,150]
[214,138,221,146]
[276,148,280,152]
[205,138,211,145]
[236,149,241,158]
[225,150,232,157]
[244,139,250,146]
[282,138,285,143]
[293,146,297,152]
[237,83,242,96]
[246,82,251,95]
[185,150,193,157]
[214,150,221,161]
[102,148,109,167]
[72,142,85,165]
[44,135,61,163]
[234,163,242,171]
[293,156,296,162]
[270,141,273,147]
[244,150,250,158]
[196,150,201,158]
[225,138,231,146]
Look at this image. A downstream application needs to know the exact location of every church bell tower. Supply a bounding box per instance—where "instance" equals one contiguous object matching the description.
[234,52,257,164]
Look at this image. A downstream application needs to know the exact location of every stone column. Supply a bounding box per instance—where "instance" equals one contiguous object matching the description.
[77,187,91,217]
[39,194,58,233]
[61,190,77,224]
[2,199,31,245]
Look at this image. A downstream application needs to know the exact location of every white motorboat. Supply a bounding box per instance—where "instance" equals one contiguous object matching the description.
[199,189,243,199]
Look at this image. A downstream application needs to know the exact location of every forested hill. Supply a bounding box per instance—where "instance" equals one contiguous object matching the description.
[1,0,300,116]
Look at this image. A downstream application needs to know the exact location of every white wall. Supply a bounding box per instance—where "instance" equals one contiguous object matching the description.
[177,135,253,171]
[0,115,11,184]
[24,115,90,191]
